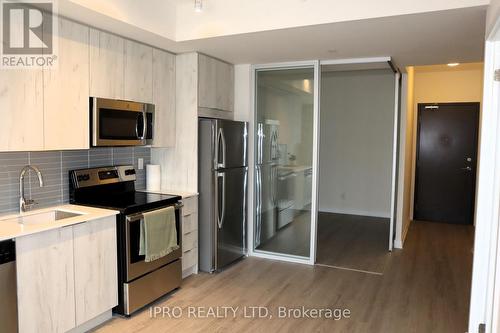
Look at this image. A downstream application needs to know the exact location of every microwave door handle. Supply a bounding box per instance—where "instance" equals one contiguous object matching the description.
[135,111,146,140]
[136,110,147,140]
[141,110,147,140]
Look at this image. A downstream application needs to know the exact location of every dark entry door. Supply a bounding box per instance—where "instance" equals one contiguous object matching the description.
[414,102,480,224]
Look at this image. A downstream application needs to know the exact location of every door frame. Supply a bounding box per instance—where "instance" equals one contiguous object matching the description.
[413,102,480,225]
[469,12,500,332]
[249,60,320,266]
[318,58,400,252]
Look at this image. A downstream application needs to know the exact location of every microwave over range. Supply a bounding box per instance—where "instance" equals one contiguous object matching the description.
[91,97,155,147]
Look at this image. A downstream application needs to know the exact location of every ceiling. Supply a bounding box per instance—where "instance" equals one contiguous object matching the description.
[59,2,487,69]
[175,6,487,69]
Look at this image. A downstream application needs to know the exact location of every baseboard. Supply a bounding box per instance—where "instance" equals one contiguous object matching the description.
[318,207,390,219]
[68,310,113,333]
[401,220,411,244]
[182,265,198,279]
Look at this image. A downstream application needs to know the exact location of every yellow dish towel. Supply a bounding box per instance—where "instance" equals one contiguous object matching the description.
[139,206,179,262]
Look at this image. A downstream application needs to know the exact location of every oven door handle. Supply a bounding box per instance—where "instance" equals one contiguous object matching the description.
[126,203,183,223]
[126,213,144,223]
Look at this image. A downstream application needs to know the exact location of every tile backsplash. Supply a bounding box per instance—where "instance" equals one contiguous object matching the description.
[0,147,151,215]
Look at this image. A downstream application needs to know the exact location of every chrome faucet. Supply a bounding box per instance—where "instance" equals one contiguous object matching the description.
[19,165,44,213]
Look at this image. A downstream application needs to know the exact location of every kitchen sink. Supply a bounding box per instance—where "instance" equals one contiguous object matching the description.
[7,210,84,225]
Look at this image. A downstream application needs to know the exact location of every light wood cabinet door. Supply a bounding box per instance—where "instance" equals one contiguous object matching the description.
[73,216,118,326]
[198,53,218,109]
[89,28,125,99]
[124,40,153,103]
[152,49,176,147]
[0,67,43,151]
[198,54,234,113]
[16,227,76,333]
[43,18,89,150]
[216,59,234,112]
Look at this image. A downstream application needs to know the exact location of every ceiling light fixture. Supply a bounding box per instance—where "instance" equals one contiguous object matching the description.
[447,63,460,67]
[194,0,203,12]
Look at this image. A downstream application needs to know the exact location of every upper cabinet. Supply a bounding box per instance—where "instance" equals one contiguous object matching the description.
[89,29,125,100]
[152,49,176,148]
[44,18,90,150]
[0,16,173,152]
[0,66,44,151]
[198,54,234,118]
[124,40,153,103]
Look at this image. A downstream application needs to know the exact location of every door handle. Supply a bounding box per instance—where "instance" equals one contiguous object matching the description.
[217,172,226,229]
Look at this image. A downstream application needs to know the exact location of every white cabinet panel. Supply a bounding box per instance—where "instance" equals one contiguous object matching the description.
[216,59,234,112]
[89,29,125,99]
[124,40,153,103]
[198,54,217,109]
[198,54,234,114]
[0,67,43,151]
[16,227,76,333]
[152,49,176,147]
[73,216,118,325]
[44,18,89,150]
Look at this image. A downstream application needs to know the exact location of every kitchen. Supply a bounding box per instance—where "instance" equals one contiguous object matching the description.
[0,7,246,332]
[0,1,498,333]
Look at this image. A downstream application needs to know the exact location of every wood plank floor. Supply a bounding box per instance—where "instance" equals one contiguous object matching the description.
[316,212,390,273]
[257,211,311,257]
[97,221,474,333]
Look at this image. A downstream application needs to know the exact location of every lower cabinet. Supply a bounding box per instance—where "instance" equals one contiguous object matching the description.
[181,195,199,278]
[16,216,118,333]
[16,226,76,333]
[73,217,118,326]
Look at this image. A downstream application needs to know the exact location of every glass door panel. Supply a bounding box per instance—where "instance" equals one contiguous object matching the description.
[254,66,315,258]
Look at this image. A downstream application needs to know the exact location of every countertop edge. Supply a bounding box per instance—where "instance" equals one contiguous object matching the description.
[0,204,119,242]
[139,189,199,199]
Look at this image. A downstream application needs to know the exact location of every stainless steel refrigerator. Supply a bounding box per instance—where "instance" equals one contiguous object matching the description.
[199,119,248,272]
[255,119,280,248]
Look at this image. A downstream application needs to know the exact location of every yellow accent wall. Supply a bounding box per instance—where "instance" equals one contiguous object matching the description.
[401,63,483,245]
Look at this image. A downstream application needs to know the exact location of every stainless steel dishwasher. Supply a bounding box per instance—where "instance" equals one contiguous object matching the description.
[0,239,18,332]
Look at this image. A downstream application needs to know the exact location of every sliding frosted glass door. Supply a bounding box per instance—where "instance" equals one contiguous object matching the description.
[253,65,317,260]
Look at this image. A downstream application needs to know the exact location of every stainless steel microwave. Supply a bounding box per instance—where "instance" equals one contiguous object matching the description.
[90,97,155,147]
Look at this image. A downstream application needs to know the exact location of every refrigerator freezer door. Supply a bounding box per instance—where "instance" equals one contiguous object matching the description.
[258,122,279,165]
[215,167,247,270]
[215,120,248,169]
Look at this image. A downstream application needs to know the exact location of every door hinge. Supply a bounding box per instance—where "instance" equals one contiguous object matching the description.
[495,69,500,82]
[478,323,486,333]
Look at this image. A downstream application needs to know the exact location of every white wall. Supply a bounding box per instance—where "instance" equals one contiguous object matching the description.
[319,69,395,218]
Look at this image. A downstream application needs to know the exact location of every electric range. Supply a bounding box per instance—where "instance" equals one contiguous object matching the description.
[69,165,183,316]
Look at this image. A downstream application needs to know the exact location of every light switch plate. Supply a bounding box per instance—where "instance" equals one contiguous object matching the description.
[138,158,144,170]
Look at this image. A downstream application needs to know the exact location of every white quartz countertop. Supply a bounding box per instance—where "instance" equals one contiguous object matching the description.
[139,189,199,199]
[0,204,118,241]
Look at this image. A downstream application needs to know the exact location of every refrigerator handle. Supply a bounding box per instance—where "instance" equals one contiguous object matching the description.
[217,172,226,229]
[217,128,227,169]
[255,166,261,246]
[257,123,263,165]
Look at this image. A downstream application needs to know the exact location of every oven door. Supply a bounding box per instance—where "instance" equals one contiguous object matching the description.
[125,204,182,282]
[91,97,148,147]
